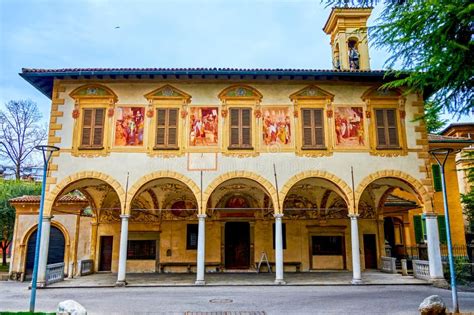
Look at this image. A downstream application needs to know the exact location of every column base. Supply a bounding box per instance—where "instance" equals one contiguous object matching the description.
[351,279,363,285]
[430,278,449,289]
[274,279,286,285]
[115,280,127,287]
[29,281,47,289]
[195,280,206,285]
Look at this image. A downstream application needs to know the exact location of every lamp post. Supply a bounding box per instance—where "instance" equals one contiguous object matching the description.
[429,147,460,314]
[29,145,59,312]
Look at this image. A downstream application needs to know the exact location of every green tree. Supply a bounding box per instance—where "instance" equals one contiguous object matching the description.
[424,101,447,133]
[324,0,473,117]
[0,179,41,266]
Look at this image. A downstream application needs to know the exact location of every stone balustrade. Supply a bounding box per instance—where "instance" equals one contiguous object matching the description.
[412,260,430,280]
[381,256,397,274]
[46,262,65,285]
[79,259,94,276]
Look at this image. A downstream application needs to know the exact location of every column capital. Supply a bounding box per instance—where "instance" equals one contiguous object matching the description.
[274,213,284,219]
[197,214,207,219]
[120,214,130,220]
[424,212,438,219]
[348,213,359,219]
[42,215,53,222]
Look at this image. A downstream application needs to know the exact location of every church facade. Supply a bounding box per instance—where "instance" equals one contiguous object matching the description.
[8,7,469,286]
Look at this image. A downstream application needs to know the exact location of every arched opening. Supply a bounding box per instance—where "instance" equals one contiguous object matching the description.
[283,177,349,270]
[128,177,198,273]
[25,226,65,279]
[348,38,360,70]
[207,178,273,270]
[358,177,423,269]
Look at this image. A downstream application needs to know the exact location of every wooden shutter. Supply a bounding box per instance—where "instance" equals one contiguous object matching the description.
[229,108,252,149]
[375,109,399,148]
[155,108,178,149]
[431,164,442,192]
[80,108,104,148]
[413,215,423,244]
[301,108,324,149]
[438,215,447,244]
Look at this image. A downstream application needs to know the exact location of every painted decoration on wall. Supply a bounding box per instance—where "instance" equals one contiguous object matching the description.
[334,107,365,148]
[262,107,292,147]
[114,107,145,146]
[189,107,218,146]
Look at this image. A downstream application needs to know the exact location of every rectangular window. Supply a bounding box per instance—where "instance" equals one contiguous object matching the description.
[186,224,198,250]
[229,108,252,149]
[432,164,442,192]
[155,108,178,149]
[80,108,105,148]
[438,215,447,244]
[301,108,325,149]
[312,236,343,255]
[374,109,399,148]
[272,223,287,249]
[127,240,156,260]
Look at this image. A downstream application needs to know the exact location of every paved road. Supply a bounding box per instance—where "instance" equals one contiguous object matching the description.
[1,282,474,314]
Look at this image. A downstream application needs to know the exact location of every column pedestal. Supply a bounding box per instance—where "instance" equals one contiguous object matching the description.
[274,213,285,285]
[116,215,130,286]
[425,213,446,285]
[349,214,362,285]
[195,214,206,285]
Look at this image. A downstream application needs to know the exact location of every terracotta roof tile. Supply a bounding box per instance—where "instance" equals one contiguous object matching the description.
[428,134,473,142]
[9,195,88,204]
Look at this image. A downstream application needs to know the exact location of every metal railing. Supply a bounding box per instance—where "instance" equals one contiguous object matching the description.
[45,262,65,285]
[412,260,430,280]
[381,256,397,273]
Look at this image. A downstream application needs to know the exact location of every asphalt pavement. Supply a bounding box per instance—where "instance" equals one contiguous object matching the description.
[1,281,474,314]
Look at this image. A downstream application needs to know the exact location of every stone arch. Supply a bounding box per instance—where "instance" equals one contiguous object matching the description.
[45,171,126,216]
[127,171,201,215]
[354,170,431,213]
[20,220,71,276]
[203,171,279,215]
[280,170,353,212]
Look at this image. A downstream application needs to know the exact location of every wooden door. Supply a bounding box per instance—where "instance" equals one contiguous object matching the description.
[99,236,113,271]
[363,234,377,269]
[26,226,65,276]
[225,222,250,269]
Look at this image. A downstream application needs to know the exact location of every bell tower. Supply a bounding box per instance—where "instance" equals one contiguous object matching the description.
[323,7,372,71]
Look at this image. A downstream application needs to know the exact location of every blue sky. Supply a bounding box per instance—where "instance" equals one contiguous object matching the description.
[0,0,470,124]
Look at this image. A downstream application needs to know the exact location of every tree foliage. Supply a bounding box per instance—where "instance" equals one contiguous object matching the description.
[324,0,474,117]
[423,101,447,133]
[0,100,47,179]
[0,179,41,266]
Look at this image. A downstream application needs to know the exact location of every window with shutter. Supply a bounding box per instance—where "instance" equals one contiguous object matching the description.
[80,108,105,148]
[431,164,443,192]
[374,109,399,149]
[155,108,179,149]
[413,215,423,244]
[228,108,252,149]
[437,215,447,244]
[301,108,325,149]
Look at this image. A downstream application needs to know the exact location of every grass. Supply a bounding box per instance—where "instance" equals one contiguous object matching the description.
[0,264,9,272]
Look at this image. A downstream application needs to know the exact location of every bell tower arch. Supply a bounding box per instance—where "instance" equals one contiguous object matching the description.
[323,7,372,71]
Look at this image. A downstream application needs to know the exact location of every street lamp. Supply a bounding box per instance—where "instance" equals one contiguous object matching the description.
[429,147,460,314]
[29,145,59,312]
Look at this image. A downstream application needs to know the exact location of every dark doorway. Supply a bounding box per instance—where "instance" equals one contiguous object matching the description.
[363,234,378,269]
[225,222,250,269]
[99,236,113,271]
[26,226,65,277]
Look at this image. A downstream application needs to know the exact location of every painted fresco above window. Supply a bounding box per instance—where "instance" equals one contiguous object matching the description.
[114,107,145,146]
[189,107,218,146]
[262,107,292,148]
[334,107,365,148]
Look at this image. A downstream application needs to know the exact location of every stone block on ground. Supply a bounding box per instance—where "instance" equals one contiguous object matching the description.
[57,299,87,315]
[418,295,446,315]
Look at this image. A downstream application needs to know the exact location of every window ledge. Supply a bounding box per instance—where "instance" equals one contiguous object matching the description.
[228,146,254,150]
[301,147,327,150]
[153,146,179,150]
[78,146,104,150]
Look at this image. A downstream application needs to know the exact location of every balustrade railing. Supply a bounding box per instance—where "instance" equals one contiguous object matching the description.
[46,262,65,285]
[79,259,94,276]
[412,260,430,280]
[381,256,397,273]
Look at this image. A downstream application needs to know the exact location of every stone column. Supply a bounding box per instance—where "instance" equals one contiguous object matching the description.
[37,216,52,287]
[425,213,444,281]
[116,215,129,286]
[349,213,362,284]
[274,213,285,284]
[195,214,206,285]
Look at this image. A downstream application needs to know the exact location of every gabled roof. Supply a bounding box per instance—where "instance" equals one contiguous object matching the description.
[10,195,88,204]
[20,67,390,100]
[428,133,473,143]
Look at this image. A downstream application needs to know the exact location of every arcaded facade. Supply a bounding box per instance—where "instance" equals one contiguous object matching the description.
[8,7,468,286]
